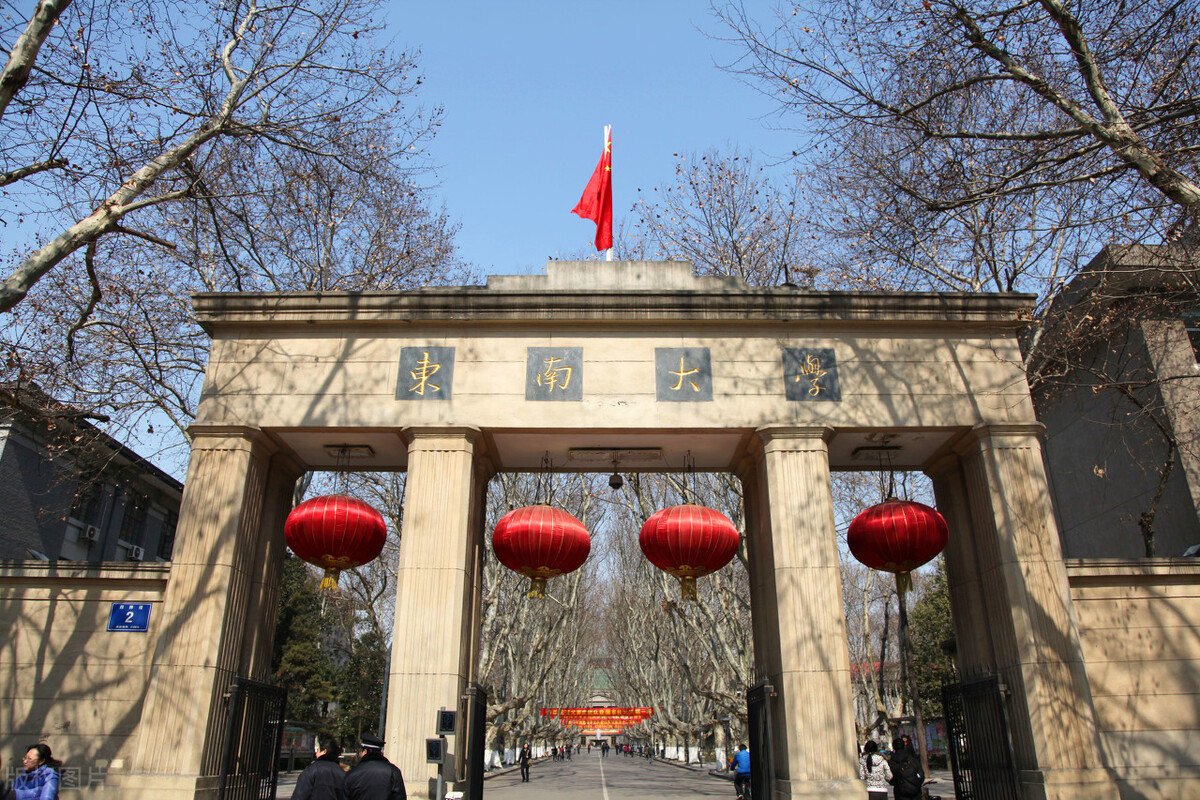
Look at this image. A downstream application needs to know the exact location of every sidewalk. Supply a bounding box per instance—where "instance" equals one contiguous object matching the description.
[704,763,958,799]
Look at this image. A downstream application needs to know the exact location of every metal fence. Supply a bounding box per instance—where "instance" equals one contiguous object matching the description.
[217,677,287,800]
[747,680,776,800]
[462,683,488,800]
[942,676,1021,800]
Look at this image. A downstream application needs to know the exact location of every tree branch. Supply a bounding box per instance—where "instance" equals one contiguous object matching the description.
[0,0,72,120]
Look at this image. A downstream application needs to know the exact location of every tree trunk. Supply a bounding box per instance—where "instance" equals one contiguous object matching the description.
[896,585,930,778]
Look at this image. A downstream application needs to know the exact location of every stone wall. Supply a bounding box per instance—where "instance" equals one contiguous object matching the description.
[1067,559,1200,800]
[0,562,168,797]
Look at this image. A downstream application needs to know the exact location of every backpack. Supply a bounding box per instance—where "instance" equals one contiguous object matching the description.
[891,755,923,794]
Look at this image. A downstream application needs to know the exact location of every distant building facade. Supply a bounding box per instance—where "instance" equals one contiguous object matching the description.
[1032,244,1200,557]
[0,386,182,563]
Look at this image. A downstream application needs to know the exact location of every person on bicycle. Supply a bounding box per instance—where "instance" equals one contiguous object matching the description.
[732,743,751,800]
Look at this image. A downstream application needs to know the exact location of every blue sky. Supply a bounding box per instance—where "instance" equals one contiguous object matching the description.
[389,2,800,276]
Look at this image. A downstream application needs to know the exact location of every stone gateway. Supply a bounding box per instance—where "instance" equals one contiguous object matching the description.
[6,261,1196,799]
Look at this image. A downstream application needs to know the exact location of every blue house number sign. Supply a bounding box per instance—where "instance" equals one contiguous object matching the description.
[108,603,152,632]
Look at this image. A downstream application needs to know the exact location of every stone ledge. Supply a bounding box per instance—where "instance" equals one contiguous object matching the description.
[1065,558,1200,584]
[0,560,171,585]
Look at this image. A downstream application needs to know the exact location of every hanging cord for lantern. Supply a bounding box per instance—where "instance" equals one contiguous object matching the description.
[877,450,911,592]
[683,451,699,599]
[537,451,554,506]
[333,444,353,496]
[877,449,898,503]
[683,450,696,505]
[318,445,357,601]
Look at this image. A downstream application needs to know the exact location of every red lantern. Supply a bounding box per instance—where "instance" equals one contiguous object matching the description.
[492,505,591,599]
[847,498,948,593]
[285,495,387,591]
[639,504,740,600]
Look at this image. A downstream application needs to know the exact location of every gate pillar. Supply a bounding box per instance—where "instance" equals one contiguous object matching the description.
[927,450,998,678]
[740,426,861,800]
[385,427,491,800]
[930,423,1117,800]
[119,426,299,800]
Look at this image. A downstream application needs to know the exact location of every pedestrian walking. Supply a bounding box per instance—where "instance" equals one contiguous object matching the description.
[888,736,925,800]
[858,740,892,800]
[731,743,751,800]
[345,735,406,800]
[518,743,532,782]
[14,744,59,800]
[293,737,346,800]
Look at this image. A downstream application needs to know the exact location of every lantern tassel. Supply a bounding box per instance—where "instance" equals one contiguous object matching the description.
[320,568,341,592]
[679,576,698,601]
[528,576,548,599]
[896,571,912,594]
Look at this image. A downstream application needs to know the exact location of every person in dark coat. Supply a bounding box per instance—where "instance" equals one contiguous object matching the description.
[888,736,925,800]
[293,737,346,800]
[345,735,406,800]
[518,743,532,782]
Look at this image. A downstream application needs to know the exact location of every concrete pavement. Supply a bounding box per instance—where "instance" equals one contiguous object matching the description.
[276,753,960,796]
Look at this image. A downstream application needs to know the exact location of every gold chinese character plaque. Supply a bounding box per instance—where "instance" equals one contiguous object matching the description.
[655,347,713,402]
[396,347,455,400]
[782,347,841,401]
[526,347,583,401]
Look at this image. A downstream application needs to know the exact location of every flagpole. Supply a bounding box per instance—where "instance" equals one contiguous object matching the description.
[605,124,613,261]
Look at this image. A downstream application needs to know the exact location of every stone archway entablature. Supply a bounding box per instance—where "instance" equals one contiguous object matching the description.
[191,260,1034,474]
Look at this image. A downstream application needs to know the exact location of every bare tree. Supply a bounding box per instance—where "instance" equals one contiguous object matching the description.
[628,148,817,287]
[597,470,753,760]
[478,473,604,762]
[1027,244,1200,555]
[715,0,1200,556]
[0,0,466,464]
[0,0,445,311]
[717,0,1200,227]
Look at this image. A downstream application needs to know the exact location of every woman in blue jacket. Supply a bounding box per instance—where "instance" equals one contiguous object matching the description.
[13,744,59,800]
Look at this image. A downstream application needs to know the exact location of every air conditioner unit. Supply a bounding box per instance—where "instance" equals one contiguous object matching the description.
[81,525,100,543]
[128,545,145,562]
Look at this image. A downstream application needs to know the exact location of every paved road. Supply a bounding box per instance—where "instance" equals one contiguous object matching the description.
[486,753,732,800]
[277,752,958,799]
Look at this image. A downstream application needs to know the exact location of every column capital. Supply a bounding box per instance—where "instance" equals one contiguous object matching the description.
[185,423,275,452]
[754,424,834,447]
[401,425,483,446]
[958,422,1046,452]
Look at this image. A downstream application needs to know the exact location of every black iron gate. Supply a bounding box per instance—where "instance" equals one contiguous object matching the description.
[217,677,287,800]
[746,680,775,800]
[461,683,488,800]
[942,676,1021,800]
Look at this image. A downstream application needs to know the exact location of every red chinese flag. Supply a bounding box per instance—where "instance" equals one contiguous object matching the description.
[571,126,613,251]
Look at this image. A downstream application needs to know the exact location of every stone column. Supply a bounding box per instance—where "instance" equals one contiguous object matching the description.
[120,426,281,800]
[954,423,1117,800]
[740,426,861,800]
[238,451,303,680]
[926,452,997,678]
[385,428,490,799]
